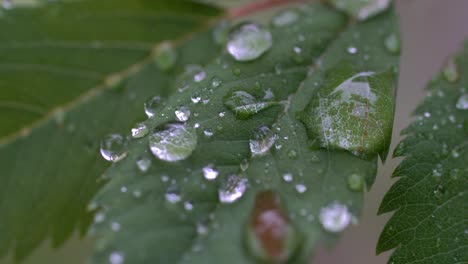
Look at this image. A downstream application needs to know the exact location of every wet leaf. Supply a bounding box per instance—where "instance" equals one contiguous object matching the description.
[91,4,399,264]
[378,42,468,264]
[0,0,221,261]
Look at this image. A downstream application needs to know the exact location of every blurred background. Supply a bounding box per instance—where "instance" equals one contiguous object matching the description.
[2,0,468,263]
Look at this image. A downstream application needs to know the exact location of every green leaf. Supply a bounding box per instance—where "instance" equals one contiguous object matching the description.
[91,4,399,264]
[0,0,221,261]
[377,43,468,263]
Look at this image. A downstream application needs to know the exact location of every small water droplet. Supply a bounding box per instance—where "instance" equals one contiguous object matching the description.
[319,202,352,233]
[424,112,431,118]
[250,126,277,157]
[282,173,293,182]
[211,76,223,88]
[227,23,273,62]
[224,90,275,119]
[347,173,364,191]
[203,164,218,180]
[218,175,247,204]
[165,184,182,203]
[443,57,459,83]
[384,33,400,54]
[153,42,177,71]
[196,220,209,235]
[175,106,191,122]
[144,96,162,118]
[184,201,194,211]
[272,9,299,27]
[131,123,149,138]
[100,134,128,162]
[149,123,197,162]
[94,212,106,223]
[136,156,152,173]
[111,221,121,231]
[295,184,307,193]
[455,94,468,110]
[347,46,358,54]
[194,70,206,83]
[191,93,201,104]
[203,129,214,137]
[109,252,124,264]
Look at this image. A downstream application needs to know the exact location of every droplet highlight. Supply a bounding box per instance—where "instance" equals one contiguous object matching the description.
[100,134,128,162]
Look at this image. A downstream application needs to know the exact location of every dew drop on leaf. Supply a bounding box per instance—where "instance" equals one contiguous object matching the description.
[347,173,363,191]
[282,173,293,183]
[131,123,149,138]
[455,94,468,110]
[272,9,299,27]
[218,175,247,204]
[227,23,273,62]
[191,93,201,104]
[319,202,352,233]
[347,46,358,54]
[250,126,277,157]
[144,96,162,118]
[384,33,400,54]
[202,164,218,180]
[175,106,191,122]
[149,123,197,162]
[184,201,194,211]
[245,191,300,262]
[165,184,182,204]
[224,90,275,119]
[153,42,177,71]
[295,184,307,194]
[136,156,151,173]
[109,251,124,264]
[100,134,128,162]
[210,76,223,88]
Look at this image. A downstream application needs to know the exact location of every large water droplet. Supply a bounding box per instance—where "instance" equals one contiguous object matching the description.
[218,174,248,204]
[100,134,128,162]
[175,106,191,122]
[136,156,152,173]
[131,123,149,138]
[149,123,197,162]
[455,94,468,110]
[250,126,277,157]
[246,191,300,262]
[202,164,219,180]
[165,184,182,204]
[319,202,352,233]
[227,23,273,62]
[384,33,400,54]
[224,90,275,119]
[272,9,299,27]
[298,69,394,159]
[153,42,177,71]
[144,96,162,118]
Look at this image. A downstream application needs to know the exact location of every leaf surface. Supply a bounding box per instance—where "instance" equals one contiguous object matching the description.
[0,0,221,261]
[378,42,468,264]
[91,4,399,263]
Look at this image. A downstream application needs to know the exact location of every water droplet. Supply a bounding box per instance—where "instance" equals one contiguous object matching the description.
[272,9,299,27]
[111,222,121,231]
[202,164,218,180]
[240,159,250,171]
[295,184,307,193]
[100,134,128,162]
[136,156,152,173]
[191,93,201,104]
[232,68,241,76]
[347,46,358,54]
[246,191,300,262]
[218,175,247,204]
[347,173,364,191]
[282,173,293,182]
[227,23,273,62]
[384,33,400,54]
[456,94,468,110]
[352,0,391,21]
[165,184,182,203]
[194,70,206,83]
[203,129,214,137]
[443,57,459,83]
[131,123,149,138]
[250,126,277,157]
[424,112,431,118]
[175,106,191,122]
[153,42,177,71]
[224,90,275,119]
[211,76,223,88]
[149,123,197,162]
[319,202,352,233]
[144,96,162,118]
[109,252,124,264]
[94,212,106,223]
[451,149,460,158]
[196,220,209,235]
[184,201,194,211]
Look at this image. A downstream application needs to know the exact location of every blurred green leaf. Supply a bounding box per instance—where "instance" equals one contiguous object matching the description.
[378,42,468,264]
[91,4,399,264]
[0,0,221,261]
